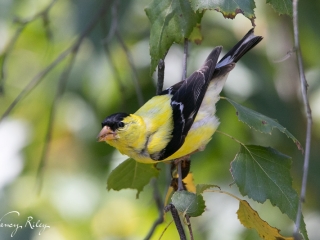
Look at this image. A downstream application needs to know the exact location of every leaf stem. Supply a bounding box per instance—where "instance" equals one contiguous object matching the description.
[216,130,245,146]
[207,189,242,201]
[0,0,115,121]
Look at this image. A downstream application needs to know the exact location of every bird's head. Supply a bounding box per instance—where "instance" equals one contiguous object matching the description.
[97,113,146,148]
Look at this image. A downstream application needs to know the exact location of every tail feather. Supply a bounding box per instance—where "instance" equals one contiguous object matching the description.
[216,28,263,68]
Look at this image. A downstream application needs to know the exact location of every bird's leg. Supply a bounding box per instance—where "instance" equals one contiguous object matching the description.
[177,161,184,191]
[174,155,191,191]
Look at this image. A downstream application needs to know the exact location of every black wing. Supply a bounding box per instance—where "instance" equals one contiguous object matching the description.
[154,47,222,160]
[217,28,263,67]
[154,28,263,161]
[160,28,263,96]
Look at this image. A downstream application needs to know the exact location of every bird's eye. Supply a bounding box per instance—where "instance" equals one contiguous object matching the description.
[117,122,125,128]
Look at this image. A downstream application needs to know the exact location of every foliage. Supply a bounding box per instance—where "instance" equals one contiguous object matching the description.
[1,0,319,239]
[107,0,309,239]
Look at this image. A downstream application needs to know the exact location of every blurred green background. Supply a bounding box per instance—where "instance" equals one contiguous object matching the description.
[1,0,320,239]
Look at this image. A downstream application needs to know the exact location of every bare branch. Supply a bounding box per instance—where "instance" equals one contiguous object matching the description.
[103,0,119,43]
[115,30,144,106]
[36,49,78,194]
[182,38,189,81]
[102,44,128,110]
[157,59,165,95]
[164,204,186,240]
[0,0,57,95]
[101,0,144,106]
[292,0,312,238]
[185,215,194,240]
[144,178,164,240]
[0,48,71,122]
[0,0,114,122]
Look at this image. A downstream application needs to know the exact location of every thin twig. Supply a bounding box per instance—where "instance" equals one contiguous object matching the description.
[157,59,165,95]
[0,0,114,122]
[99,4,128,110]
[0,0,57,95]
[103,0,119,43]
[36,48,78,194]
[103,0,143,106]
[164,204,186,240]
[185,215,194,240]
[273,47,296,63]
[144,178,164,240]
[292,0,312,238]
[115,30,144,106]
[0,27,24,94]
[102,43,128,109]
[0,48,71,121]
[182,38,189,81]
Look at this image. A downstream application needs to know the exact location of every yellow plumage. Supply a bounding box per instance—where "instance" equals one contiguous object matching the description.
[98,29,262,164]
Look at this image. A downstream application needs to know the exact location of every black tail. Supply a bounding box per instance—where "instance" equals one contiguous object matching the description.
[216,28,263,68]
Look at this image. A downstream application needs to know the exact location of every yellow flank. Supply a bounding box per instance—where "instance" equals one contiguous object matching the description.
[100,28,263,164]
[104,82,222,164]
[135,95,174,155]
[164,117,218,161]
[105,91,220,164]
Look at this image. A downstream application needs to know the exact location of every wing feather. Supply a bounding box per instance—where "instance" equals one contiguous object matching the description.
[155,47,222,160]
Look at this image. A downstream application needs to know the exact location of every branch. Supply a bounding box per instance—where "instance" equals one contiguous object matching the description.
[292,0,312,238]
[164,204,186,240]
[0,0,114,122]
[0,0,57,95]
[115,30,144,106]
[185,215,194,240]
[157,59,165,95]
[36,48,78,193]
[182,38,189,81]
[144,178,164,240]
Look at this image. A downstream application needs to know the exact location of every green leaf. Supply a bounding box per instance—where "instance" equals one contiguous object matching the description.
[107,158,159,198]
[196,184,220,194]
[266,0,292,16]
[231,145,308,240]
[190,0,256,24]
[171,190,206,217]
[189,23,203,45]
[225,98,303,151]
[145,0,202,74]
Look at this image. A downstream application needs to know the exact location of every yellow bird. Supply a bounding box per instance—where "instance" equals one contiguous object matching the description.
[98,29,262,164]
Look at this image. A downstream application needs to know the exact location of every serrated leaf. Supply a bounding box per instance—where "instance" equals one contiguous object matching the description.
[165,173,196,206]
[231,145,308,240]
[266,0,292,16]
[107,158,159,198]
[190,0,256,24]
[237,200,294,240]
[196,184,220,194]
[225,98,303,151]
[171,190,205,217]
[145,0,202,73]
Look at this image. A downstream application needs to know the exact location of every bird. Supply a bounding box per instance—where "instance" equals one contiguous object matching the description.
[98,28,263,164]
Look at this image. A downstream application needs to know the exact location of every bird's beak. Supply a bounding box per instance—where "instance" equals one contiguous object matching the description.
[97,126,116,142]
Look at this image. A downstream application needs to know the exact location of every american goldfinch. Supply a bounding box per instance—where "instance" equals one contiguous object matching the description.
[98,28,263,164]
